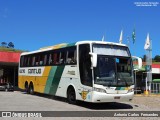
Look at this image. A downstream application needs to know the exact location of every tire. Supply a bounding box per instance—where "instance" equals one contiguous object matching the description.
[29,84,34,95]
[25,83,29,94]
[67,87,76,104]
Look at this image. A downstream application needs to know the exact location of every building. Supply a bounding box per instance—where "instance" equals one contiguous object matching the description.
[0,51,21,87]
[135,62,160,94]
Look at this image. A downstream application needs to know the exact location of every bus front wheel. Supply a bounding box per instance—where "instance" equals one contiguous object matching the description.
[67,87,76,104]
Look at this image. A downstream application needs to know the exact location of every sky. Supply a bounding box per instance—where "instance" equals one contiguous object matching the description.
[0,0,160,58]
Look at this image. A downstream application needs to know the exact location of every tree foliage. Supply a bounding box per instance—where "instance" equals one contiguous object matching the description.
[1,41,15,48]
[153,55,160,62]
[8,42,14,48]
[1,42,7,47]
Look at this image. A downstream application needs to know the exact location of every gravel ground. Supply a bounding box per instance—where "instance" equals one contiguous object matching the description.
[130,96,160,111]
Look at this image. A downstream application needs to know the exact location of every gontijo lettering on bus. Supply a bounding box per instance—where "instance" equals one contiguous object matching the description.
[19,67,45,76]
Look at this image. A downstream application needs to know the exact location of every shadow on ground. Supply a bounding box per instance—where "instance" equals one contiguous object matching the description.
[20,91,133,110]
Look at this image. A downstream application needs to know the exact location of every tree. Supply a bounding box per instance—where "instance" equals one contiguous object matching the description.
[153,55,160,62]
[1,42,7,47]
[8,42,14,48]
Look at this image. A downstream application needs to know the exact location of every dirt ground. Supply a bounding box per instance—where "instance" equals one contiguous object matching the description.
[130,95,160,111]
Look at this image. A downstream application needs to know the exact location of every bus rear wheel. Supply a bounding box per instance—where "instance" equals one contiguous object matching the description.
[25,82,29,94]
[67,87,76,104]
[29,84,34,95]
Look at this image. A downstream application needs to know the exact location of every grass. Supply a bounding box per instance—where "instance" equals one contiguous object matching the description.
[0,47,28,52]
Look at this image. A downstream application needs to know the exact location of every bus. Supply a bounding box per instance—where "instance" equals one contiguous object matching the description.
[18,41,140,104]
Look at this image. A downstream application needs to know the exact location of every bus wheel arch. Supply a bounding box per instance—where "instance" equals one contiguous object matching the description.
[67,85,76,104]
[24,81,29,93]
[29,82,34,95]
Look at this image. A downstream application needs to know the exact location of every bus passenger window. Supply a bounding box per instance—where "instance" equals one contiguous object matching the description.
[32,56,35,66]
[66,47,76,64]
[48,54,52,65]
[60,51,65,64]
[39,54,44,66]
[51,52,60,65]
[27,57,31,66]
[20,56,24,67]
[40,61,43,65]
[35,55,39,66]
[53,53,57,64]
[44,54,48,65]
[24,56,27,67]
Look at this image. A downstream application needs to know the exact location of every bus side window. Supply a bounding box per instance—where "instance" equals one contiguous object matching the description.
[39,54,44,66]
[52,52,60,65]
[27,56,30,67]
[32,56,35,66]
[20,56,24,67]
[53,52,57,64]
[35,55,39,66]
[44,54,48,65]
[23,56,27,67]
[48,54,52,65]
[59,51,65,64]
[66,47,76,64]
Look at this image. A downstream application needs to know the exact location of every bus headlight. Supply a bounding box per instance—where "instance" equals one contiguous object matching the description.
[93,87,106,93]
[128,88,134,93]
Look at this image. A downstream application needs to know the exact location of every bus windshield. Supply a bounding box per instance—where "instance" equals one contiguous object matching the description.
[94,56,133,87]
[93,44,133,87]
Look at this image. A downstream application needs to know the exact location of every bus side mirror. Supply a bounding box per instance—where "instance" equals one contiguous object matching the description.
[132,56,142,70]
[89,52,97,67]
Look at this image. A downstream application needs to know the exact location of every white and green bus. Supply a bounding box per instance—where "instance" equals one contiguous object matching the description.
[19,41,138,104]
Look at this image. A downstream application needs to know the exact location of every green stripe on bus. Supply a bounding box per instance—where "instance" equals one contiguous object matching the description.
[44,66,58,93]
[66,43,76,47]
[116,87,122,90]
[45,66,65,95]
[60,43,76,48]
[49,66,65,95]
[115,87,126,90]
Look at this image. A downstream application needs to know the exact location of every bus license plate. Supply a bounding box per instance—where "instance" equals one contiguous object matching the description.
[114,96,120,99]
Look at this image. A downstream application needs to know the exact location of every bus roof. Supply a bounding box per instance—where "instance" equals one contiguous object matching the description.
[20,42,76,56]
[76,40,127,47]
[20,40,127,56]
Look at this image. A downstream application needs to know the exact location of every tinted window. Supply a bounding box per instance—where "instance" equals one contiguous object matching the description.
[79,44,92,86]
[20,46,77,67]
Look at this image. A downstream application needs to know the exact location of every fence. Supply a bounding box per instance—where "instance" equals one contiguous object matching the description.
[151,83,160,94]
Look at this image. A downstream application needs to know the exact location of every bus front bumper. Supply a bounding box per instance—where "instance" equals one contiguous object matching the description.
[91,91,134,103]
